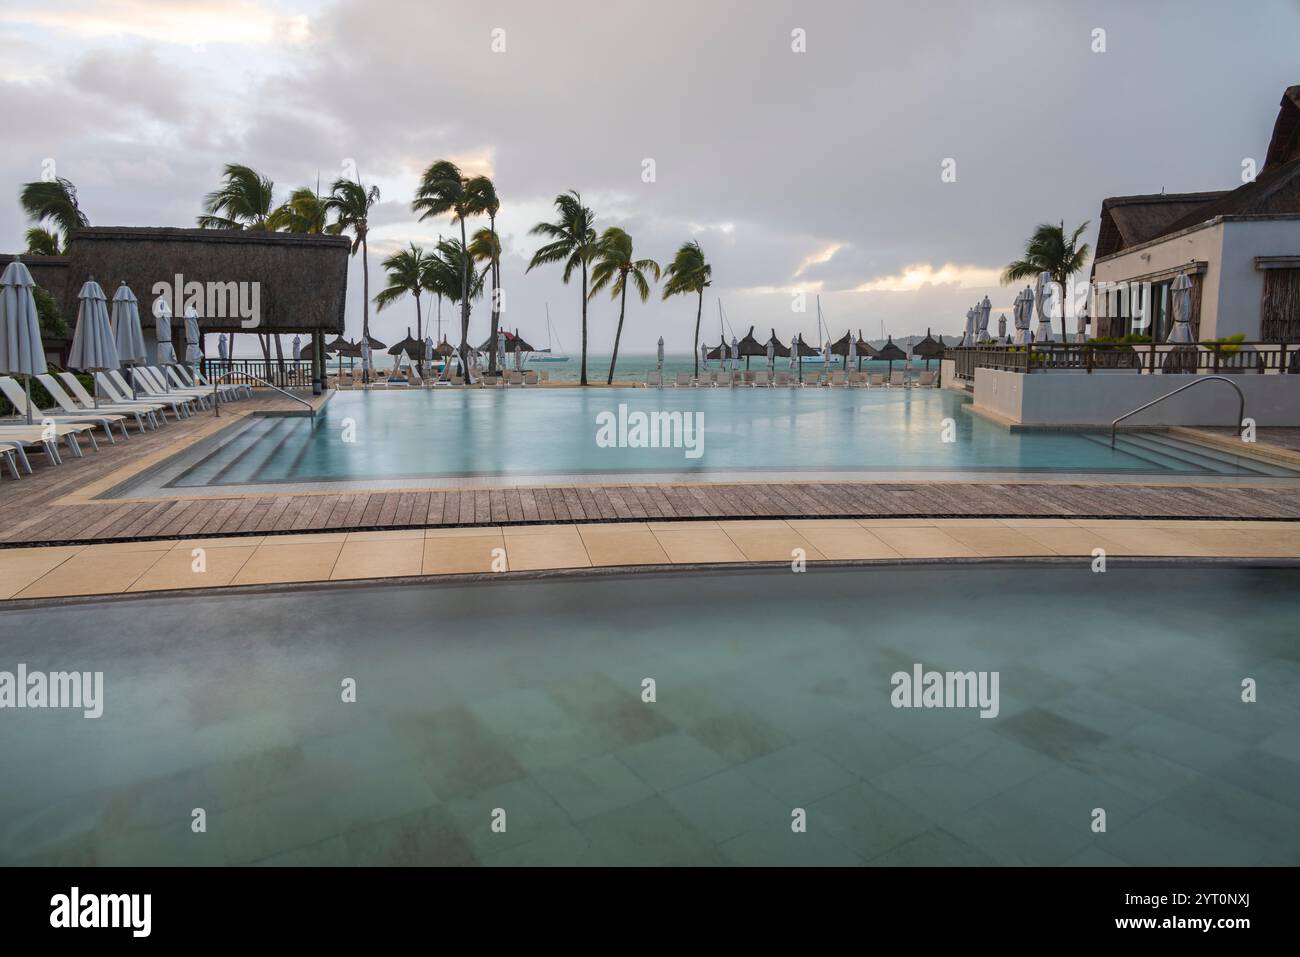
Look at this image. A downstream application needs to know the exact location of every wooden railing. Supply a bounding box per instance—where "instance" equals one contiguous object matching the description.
[952,342,1296,380]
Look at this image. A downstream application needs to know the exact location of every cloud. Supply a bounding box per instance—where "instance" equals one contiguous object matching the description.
[854,263,1004,293]
[1,0,312,47]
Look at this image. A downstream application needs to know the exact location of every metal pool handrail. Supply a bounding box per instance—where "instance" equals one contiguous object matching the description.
[1109,375,1244,448]
[210,370,316,420]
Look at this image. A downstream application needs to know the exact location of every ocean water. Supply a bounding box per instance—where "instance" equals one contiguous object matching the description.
[334,353,930,384]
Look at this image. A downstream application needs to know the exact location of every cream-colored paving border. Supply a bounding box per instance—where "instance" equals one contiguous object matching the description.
[3,519,1298,602]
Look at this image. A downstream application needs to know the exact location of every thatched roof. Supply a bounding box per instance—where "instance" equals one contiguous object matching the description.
[1264,85,1300,170]
[476,329,534,352]
[790,334,818,357]
[1095,85,1300,259]
[1094,191,1227,258]
[705,338,730,360]
[4,226,351,335]
[829,330,855,355]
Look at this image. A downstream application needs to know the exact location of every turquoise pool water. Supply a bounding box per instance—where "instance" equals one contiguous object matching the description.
[1,564,1297,866]
[166,388,1290,488]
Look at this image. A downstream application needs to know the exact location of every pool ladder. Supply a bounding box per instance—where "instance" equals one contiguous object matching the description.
[1109,375,1245,448]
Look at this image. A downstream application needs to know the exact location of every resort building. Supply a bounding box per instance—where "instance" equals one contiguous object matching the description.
[1091,85,1300,343]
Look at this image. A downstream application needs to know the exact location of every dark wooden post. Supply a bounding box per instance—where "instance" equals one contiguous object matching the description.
[312,329,323,395]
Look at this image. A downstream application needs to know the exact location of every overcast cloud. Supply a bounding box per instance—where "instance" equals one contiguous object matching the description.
[2,0,1297,353]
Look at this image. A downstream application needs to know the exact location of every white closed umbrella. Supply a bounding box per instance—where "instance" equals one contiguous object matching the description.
[1167,272,1195,343]
[153,298,177,364]
[1076,291,1091,342]
[292,334,302,360]
[183,306,203,379]
[846,334,856,370]
[218,333,229,362]
[657,336,665,373]
[978,296,992,343]
[767,337,776,371]
[69,278,120,408]
[789,336,798,370]
[360,338,371,373]
[821,340,830,366]
[1012,288,1031,345]
[424,335,434,363]
[1034,272,1054,342]
[0,257,48,424]
[700,341,710,369]
[731,335,740,372]
[997,313,1007,341]
[497,330,507,372]
[111,282,147,398]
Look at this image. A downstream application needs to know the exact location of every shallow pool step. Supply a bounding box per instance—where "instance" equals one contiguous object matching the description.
[173,419,283,487]
[214,418,313,484]
[1130,432,1298,477]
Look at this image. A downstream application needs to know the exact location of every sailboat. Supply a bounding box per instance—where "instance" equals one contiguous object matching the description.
[801,295,831,363]
[528,304,570,363]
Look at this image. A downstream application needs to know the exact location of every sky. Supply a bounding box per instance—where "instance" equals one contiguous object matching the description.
[2,0,1297,355]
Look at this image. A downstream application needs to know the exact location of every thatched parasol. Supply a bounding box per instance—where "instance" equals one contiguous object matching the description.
[705,339,729,361]
[389,327,423,361]
[829,330,856,369]
[911,328,945,369]
[876,335,906,373]
[736,326,766,369]
[765,328,790,358]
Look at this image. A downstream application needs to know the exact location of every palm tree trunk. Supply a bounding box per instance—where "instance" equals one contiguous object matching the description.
[608,279,629,385]
[580,260,589,386]
[1059,271,1070,343]
[414,292,424,379]
[488,212,501,375]
[273,332,285,386]
[693,289,704,379]
[361,233,371,383]
[458,216,472,382]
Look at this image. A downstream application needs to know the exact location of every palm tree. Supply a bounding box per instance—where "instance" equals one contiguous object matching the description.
[662,240,712,378]
[375,243,432,374]
[429,238,484,376]
[412,161,494,380]
[468,226,503,368]
[325,177,381,379]
[1002,220,1091,342]
[589,228,660,384]
[24,227,61,256]
[528,191,599,385]
[269,186,330,234]
[19,178,88,250]
[197,164,276,229]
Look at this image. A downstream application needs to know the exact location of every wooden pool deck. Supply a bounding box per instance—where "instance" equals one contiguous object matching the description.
[4,394,1300,548]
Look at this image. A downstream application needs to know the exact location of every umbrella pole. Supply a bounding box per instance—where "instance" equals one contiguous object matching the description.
[25,375,33,425]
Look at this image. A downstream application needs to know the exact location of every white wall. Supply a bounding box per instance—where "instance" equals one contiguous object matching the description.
[972,367,1300,427]
[1093,222,1223,336]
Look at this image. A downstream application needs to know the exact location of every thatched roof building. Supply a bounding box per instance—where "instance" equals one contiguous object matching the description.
[4,226,350,335]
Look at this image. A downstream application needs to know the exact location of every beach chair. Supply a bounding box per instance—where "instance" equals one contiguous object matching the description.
[829,371,846,388]
[918,371,936,387]
[742,370,755,386]
[97,372,193,418]
[1,376,130,442]
[0,421,96,459]
[185,367,252,398]
[524,371,539,386]
[450,375,464,386]
[848,371,867,387]
[0,442,21,479]
[753,370,771,387]
[646,371,662,388]
[132,368,209,409]
[890,370,906,388]
[869,373,885,388]
[172,366,243,401]
[717,371,734,387]
[774,371,789,387]
[539,370,550,382]
[57,373,167,424]
[675,372,692,387]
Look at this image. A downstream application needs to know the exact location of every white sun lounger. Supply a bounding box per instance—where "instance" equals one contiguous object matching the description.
[918,371,936,387]
[0,376,129,442]
[889,370,906,387]
[37,374,154,432]
[0,442,21,478]
[169,366,244,401]
[675,372,692,387]
[136,368,209,407]
[97,372,192,418]
[0,422,96,461]
[58,373,168,424]
[180,366,252,399]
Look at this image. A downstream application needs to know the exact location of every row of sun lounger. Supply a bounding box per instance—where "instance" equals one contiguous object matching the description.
[0,365,252,480]
[646,370,938,388]
[332,369,548,389]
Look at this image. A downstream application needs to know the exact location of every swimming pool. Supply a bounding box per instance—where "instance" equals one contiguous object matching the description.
[141,389,1295,493]
[2,563,1296,865]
